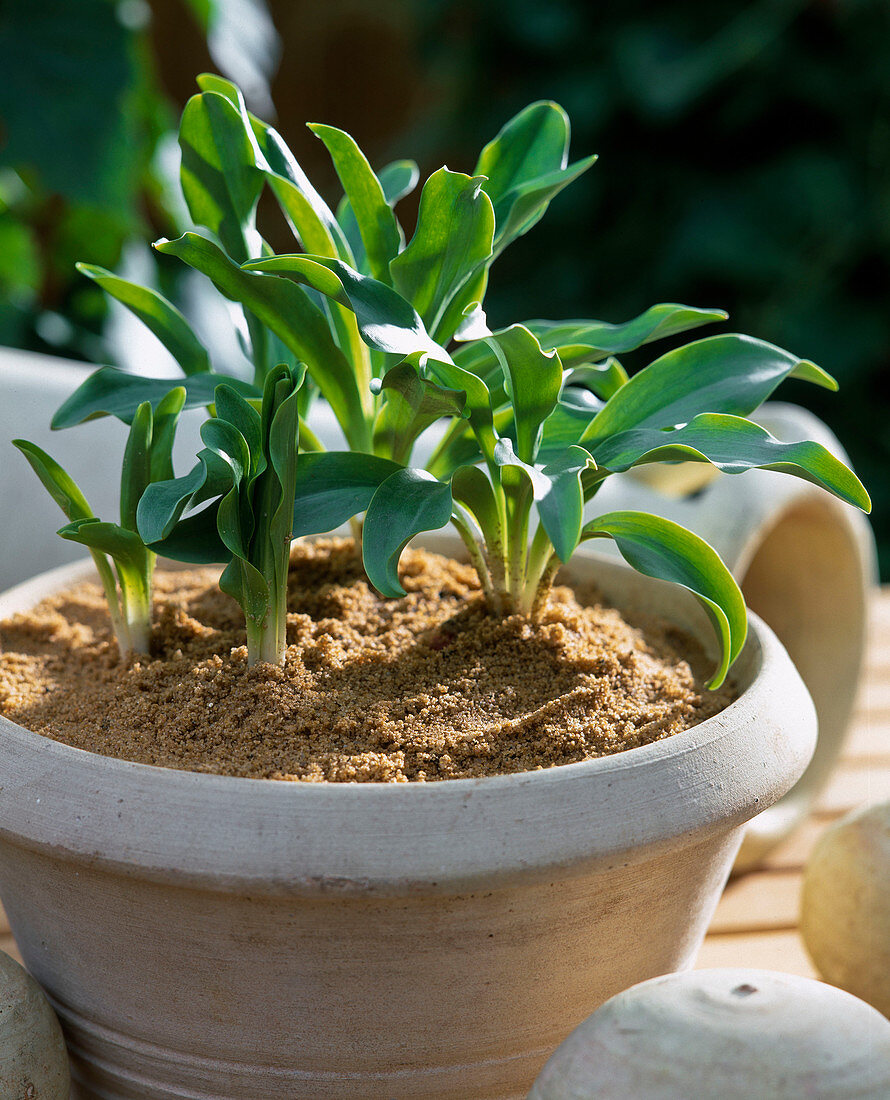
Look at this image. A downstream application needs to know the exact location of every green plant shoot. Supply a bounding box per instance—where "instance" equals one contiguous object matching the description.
[137,363,303,667]
[13,387,187,656]
[349,327,871,690]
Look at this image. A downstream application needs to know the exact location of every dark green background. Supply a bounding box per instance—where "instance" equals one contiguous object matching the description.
[2,0,887,572]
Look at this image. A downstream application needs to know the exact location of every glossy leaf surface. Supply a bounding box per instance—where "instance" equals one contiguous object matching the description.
[363,469,454,596]
[581,510,747,688]
[76,264,211,377]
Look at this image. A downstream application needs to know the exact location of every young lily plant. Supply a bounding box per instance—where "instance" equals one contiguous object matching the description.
[331,324,869,690]
[136,363,303,666]
[13,388,187,656]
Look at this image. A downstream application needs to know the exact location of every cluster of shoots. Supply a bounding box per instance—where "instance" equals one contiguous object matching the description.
[17,76,871,685]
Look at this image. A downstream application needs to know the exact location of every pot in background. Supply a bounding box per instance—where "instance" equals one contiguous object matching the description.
[0,540,815,1099]
[588,402,876,870]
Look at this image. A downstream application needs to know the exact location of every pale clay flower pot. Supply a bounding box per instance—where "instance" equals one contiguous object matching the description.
[0,347,874,870]
[0,536,815,1099]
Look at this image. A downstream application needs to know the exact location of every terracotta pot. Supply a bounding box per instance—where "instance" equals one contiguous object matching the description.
[0,539,815,1099]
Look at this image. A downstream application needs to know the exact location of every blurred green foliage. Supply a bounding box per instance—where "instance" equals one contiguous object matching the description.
[0,0,277,360]
[410,0,890,576]
[0,0,180,355]
[1,0,887,572]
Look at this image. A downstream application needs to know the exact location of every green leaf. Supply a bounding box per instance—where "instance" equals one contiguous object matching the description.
[526,303,729,359]
[451,464,501,537]
[373,356,467,464]
[219,554,270,625]
[243,254,447,358]
[477,101,570,203]
[120,402,153,532]
[565,359,628,400]
[179,90,263,263]
[389,168,495,342]
[155,233,371,448]
[75,263,211,377]
[214,384,263,472]
[493,156,597,254]
[582,334,837,449]
[537,390,605,461]
[291,451,402,538]
[486,325,562,463]
[267,377,301,532]
[52,364,260,429]
[423,356,498,467]
[338,159,419,272]
[12,439,94,522]
[309,122,402,283]
[137,458,221,546]
[493,439,591,563]
[475,100,595,250]
[149,387,188,483]
[452,302,723,391]
[362,469,454,597]
[591,413,872,511]
[201,417,252,490]
[145,508,230,565]
[580,511,747,689]
[58,518,150,573]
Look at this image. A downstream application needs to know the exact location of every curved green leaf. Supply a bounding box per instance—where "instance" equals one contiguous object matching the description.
[145,507,230,564]
[137,458,221,546]
[76,264,211,377]
[58,518,150,572]
[291,451,402,538]
[591,412,871,511]
[373,356,467,464]
[565,359,628,400]
[476,100,595,250]
[155,233,371,448]
[194,73,354,266]
[244,254,446,359]
[52,366,259,429]
[476,100,571,208]
[215,383,263,473]
[179,90,263,263]
[309,122,402,283]
[526,303,728,357]
[580,510,747,689]
[12,439,94,521]
[390,168,495,342]
[120,402,153,532]
[493,439,591,563]
[582,334,836,449]
[451,464,501,537]
[362,469,454,597]
[337,159,419,272]
[486,325,562,463]
[149,386,188,483]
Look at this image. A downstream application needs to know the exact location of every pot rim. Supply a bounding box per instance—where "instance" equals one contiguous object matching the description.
[0,552,816,894]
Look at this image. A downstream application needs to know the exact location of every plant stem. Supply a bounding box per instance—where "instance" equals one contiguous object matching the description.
[115,552,155,657]
[529,554,560,621]
[451,510,500,612]
[246,600,287,666]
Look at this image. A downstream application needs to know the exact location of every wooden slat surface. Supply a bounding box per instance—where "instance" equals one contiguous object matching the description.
[698,585,890,976]
[2,591,889,984]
